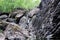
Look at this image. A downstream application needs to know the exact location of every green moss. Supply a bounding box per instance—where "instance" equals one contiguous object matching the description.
[0,0,41,12]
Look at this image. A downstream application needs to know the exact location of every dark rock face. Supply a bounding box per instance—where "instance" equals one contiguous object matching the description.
[14,38,21,40]
[32,0,60,39]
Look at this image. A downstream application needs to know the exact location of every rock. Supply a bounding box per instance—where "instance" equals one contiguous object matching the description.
[0,0,60,40]
[14,38,21,40]
[0,21,7,31]
[28,8,40,17]
[6,18,16,23]
[11,10,26,24]
[0,13,9,16]
[4,23,29,40]
[9,13,17,18]
[15,13,23,18]
[32,0,60,39]
[5,37,10,40]
[15,9,25,18]
[19,16,28,29]
[0,33,5,40]
[0,15,8,19]
[4,24,25,40]
[3,19,37,40]
[10,9,25,18]
[15,13,24,24]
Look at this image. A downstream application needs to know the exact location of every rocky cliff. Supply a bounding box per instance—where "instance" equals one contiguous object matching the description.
[0,0,60,40]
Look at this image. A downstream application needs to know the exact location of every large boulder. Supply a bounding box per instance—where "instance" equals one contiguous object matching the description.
[32,0,60,39]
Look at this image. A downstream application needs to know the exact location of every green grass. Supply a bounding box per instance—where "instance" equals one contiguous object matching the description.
[0,0,41,12]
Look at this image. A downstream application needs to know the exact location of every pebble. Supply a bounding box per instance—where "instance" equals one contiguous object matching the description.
[0,15,8,19]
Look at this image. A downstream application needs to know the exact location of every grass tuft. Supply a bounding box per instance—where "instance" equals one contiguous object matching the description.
[0,0,41,12]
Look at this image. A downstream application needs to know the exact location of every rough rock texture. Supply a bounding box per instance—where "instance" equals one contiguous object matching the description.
[0,0,60,40]
[32,0,60,39]
[0,8,38,40]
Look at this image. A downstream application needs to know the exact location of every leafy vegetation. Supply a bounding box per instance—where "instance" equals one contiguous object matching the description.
[0,0,41,12]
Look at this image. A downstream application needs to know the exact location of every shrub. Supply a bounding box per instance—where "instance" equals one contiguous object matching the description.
[0,0,41,12]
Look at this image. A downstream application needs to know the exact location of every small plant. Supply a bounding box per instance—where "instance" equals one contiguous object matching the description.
[0,0,41,12]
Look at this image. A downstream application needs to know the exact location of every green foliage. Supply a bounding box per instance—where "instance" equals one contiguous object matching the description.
[0,29,3,33]
[0,0,41,12]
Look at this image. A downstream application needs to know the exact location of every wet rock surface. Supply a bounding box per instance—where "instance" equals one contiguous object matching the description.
[0,0,60,40]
